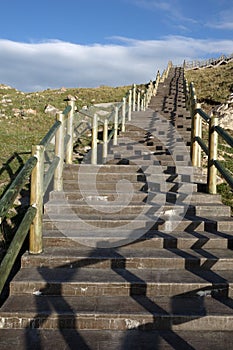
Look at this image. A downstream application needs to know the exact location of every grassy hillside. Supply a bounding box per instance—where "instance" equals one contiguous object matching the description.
[185,61,233,113]
[185,61,233,211]
[0,85,131,194]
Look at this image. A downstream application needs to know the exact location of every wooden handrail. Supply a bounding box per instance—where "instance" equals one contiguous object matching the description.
[0,64,170,295]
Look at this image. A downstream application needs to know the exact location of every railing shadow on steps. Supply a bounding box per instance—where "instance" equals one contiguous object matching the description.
[0,62,174,299]
[184,73,233,197]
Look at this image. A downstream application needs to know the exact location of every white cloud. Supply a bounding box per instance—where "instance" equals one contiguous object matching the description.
[206,8,233,29]
[0,37,232,92]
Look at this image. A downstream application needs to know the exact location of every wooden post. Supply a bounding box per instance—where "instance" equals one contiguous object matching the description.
[207,112,218,194]
[102,118,108,161]
[191,102,201,166]
[65,100,75,164]
[197,103,202,167]
[91,113,98,165]
[54,112,65,191]
[30,145,44,254]
[141,96,144,111]
[137,90,140,111]
[128,90,132,121]
[121,97,126,132]
[132,84,136,112]
[113,106,119,146]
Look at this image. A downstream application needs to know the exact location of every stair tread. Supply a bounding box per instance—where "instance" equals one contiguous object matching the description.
[21,246,233,260]
[11,266,233,285]
[1,294,233,317]
[0,329,232,350]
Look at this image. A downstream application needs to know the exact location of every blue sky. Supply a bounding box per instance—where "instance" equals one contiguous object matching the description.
[0,0,232,91]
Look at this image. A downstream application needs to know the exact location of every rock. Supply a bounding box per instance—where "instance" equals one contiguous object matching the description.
[214,93,233,130]
[44,104,60,116]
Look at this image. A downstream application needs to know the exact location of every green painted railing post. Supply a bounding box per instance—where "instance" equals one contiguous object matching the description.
[54,112,65,191]
[91,113,98,165]
[65,100,75,164]
[30,145,44,254]
[113,106,119,146]
[121,97,126,132]
[102,118,108,162]
[208,112,218,194]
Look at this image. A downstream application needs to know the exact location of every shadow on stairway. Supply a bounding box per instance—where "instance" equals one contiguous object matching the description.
[19,226,233,349]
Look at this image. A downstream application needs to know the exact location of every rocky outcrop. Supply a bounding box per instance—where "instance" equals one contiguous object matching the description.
[215,93,233,130]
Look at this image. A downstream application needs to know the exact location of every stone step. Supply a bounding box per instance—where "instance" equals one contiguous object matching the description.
[63,179,197,193]
[0,329,232,350]
[42,229,233,250]
[42,214,233,232]
[72,170,199,184]
[105,158,192,167]
[64,163,205,175]
[44,201,231,217]
[21,247,233,270]
[9,267,233,297]
[1,294,233,331]
[49,190,220,205]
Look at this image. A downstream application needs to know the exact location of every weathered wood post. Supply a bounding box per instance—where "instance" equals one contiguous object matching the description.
[190,82,197,165]
[121,97,126,132]
[141,95,145,111]
[207,112,218,194]
[102,118,108,162]
[132,84,136,112]
[54,112,65,191]
[128,90,132,122]
[65,100,75,164]
[30,145,44,254]
[191,102,201,166]
[197,104,202,167]
[113,106,119,146]
[91,113,98,165]
[137,90,141,111]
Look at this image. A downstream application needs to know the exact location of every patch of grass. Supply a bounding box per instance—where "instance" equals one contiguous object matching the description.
[185,61,233,113]
[0,84,132,195]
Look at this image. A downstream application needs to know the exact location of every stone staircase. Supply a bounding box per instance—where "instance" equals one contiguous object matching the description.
[1,67,233,349]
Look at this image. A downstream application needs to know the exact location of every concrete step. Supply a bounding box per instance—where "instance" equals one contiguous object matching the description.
[49,190,221,205]
[44,201,231,217]
[62,179,197,193]
[42,214,233,232]
[42,229,233,250]
[1,294,233,331]
[21,247,233,270]
[0,329,232,350]
[9,267,233,297]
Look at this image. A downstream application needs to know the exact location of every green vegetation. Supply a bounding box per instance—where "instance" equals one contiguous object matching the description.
[0,85,131,195]
[185,61,233,113]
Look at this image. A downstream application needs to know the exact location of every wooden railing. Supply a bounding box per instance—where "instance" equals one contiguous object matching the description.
[184,53,233,70]
[184,76,233,194]
[0,102,74,295]
[0,65,174,296]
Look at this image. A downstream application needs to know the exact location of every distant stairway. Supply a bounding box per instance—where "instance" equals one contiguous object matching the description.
[1,67,233,349]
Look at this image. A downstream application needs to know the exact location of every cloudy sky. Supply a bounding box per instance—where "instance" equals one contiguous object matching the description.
[0,0,232,92]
